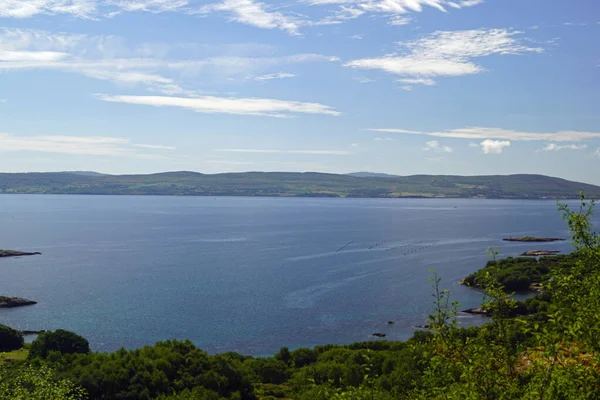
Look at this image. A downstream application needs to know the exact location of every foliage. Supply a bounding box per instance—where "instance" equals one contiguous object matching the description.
[0,324,24,352]
[0,364,87,400]
[29,329,90,359]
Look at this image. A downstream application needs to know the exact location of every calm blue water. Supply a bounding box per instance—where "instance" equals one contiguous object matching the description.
[0,195,586,355]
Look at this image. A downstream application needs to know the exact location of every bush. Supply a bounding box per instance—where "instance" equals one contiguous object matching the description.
[29,329,90,359]
[0,324,24,352]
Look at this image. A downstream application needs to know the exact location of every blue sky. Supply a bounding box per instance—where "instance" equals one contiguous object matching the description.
[0,0,599,183]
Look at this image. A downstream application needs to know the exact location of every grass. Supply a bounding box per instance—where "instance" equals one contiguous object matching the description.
[0,348,29,364]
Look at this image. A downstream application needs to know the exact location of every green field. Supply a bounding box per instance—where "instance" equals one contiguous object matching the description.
[0,171,598,199]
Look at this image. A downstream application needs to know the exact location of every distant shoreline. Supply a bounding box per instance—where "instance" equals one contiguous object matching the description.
[0,193,591,200]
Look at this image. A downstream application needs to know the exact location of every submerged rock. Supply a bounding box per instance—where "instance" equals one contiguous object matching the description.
[372,333,386,338]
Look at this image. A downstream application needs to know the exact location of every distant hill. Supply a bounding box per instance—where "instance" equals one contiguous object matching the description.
[347,172,400,178]
[58,171,110,177]
[0,171,598,199]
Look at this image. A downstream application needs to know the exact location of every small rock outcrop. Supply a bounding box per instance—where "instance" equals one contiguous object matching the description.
[503,237,565,243]
[0,250,42,258]
[521,250,561,256]
[372,333,386,338]
[0,296,37,308]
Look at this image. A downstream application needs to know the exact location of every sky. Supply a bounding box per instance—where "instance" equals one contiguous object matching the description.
[0,0,599,184]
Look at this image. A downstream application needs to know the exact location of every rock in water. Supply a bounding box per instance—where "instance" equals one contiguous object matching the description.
[0,297,37,308]
[0,250,42,258]
[372,333,386,338]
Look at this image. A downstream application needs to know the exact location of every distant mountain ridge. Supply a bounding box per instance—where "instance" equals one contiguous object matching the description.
[0,171,598,199]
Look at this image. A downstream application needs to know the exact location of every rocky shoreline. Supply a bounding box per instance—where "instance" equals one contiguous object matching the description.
[0,250,42,258]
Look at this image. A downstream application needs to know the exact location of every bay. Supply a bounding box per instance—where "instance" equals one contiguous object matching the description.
[0,195,585,355]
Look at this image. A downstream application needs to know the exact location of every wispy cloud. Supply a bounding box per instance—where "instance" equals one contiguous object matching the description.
[0,28,337,95]
[479,139,510,154]
[423,140,452,152]
[353,76,375,83]
[253,72,296,81]
[0,133,174,159]
[374,137,394,141]
[388,16,411,26]
[0,0,195,19]
[345,29,542,85]
[369,127,600,142]
[539,143,587,152]
[214,148,352,155]
[97,94,341,117]
[198,0,302,35]
[0,99,6,103]
[349,34,363,40]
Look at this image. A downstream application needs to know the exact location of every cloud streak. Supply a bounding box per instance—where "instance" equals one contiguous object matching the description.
[215,149,352,155]
[0,133,174,159]
[97,94,341,117]
[369,127,600,142]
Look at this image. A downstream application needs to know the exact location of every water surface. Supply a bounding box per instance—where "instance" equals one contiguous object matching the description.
[0,195,583,355]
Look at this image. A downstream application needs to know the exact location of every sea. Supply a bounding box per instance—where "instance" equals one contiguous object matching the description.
[0,195,588,356]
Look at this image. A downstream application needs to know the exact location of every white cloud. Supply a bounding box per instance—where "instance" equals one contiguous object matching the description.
[423,140,452,152]
[349,34,363,40]
[254,72,296,81]
[595,148,600,157]
[398,78,435,85]
[369,126,600,142]
[350,143,360,147]
[468,142,479,148]
[539,143,587,152]
[374,137,394,141]
[345,29,542,85]
[0,133,173,159]
[215,148,352,155]
[353,76,375,83]
[199,0,302,35]
[480,139,510,154]
[97,94,341,118]
[388,16,411,25]
[0,99,6,103]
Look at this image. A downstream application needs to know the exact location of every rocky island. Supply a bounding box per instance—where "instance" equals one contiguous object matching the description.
[0,296,37,308]
[503,236,565,242]
[0,250,42,258]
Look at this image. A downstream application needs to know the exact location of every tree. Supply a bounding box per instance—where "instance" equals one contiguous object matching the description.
[29,329,90,359]
[0,324,24,352]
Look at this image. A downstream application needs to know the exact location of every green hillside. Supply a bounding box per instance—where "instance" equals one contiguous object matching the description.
[0,171,598,199]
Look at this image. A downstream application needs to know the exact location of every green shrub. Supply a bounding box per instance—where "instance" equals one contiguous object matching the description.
[0,324,24,352]
[29,329,90,359]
